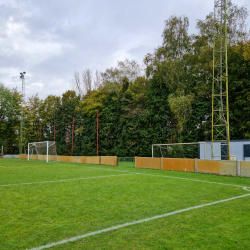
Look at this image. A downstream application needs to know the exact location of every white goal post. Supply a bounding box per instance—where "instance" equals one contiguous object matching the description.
[152,142,207,159]
[28,141,58,163]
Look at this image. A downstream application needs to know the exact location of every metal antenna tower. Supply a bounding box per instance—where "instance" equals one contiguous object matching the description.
[19,71,26,155]
[212,0,230,160]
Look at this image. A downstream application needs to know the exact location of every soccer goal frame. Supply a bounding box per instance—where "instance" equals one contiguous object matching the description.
[152,142,207,159]
[28,141,58,163]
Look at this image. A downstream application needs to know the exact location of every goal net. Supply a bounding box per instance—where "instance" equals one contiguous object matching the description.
[152,142,207,159]
[28,141,59,162]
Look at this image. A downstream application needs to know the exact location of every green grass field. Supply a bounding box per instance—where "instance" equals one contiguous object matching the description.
[118,161,135,167]
[1,158,250,250]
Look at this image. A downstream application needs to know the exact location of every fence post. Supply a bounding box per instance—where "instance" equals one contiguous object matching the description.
[194,158,198,173]
[236,160,241,176]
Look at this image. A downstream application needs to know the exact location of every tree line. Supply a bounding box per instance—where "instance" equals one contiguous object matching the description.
[1,0,250,156]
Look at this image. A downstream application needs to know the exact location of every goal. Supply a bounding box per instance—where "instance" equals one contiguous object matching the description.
[152,142,207,159]
[28,141,59,162]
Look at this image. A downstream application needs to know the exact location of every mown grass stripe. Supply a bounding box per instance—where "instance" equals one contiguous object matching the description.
[0,174,136,187]
[1,163,249,190]
[48,163,250,189]
[0,166,47,168]
[27,193,250,250]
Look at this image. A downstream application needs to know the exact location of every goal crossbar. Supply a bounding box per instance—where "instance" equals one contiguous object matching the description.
[152,142,206,159]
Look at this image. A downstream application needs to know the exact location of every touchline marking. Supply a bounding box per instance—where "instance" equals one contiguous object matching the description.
[50,162,249,190]
[0,174,136,187]
[137,173,249,189]
[27,193,250,250]
[5,161,248,191]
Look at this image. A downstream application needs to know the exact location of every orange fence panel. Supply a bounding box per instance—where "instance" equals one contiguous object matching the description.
[197,159,219,174]
[19,154,27,159]
[58,156,73,163]
[100,156,117,167]
[30,155,37,160]
[162,158,194,172]
[16,154,250,178]
[51,155,58,161]
[81,156,101,165]
[135,157,161,170]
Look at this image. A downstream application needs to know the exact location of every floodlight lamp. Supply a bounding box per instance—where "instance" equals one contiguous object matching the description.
[23,72,26,74]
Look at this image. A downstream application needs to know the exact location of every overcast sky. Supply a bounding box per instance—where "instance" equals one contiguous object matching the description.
[1,0,250,99]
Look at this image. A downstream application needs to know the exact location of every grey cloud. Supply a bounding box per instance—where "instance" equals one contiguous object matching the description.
[0,0,249,99]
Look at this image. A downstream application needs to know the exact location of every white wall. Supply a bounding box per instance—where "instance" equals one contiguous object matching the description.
[199,140,250,161]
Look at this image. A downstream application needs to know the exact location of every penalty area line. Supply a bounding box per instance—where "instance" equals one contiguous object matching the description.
[27,193,250,250]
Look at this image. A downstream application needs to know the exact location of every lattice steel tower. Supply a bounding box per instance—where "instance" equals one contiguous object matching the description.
[212,0,230,160]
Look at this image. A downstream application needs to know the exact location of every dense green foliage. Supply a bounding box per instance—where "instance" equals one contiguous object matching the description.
[1,1,250,156]
[0,83,21,154]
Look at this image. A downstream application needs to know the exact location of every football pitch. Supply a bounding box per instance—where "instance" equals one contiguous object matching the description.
[1,158,250,250]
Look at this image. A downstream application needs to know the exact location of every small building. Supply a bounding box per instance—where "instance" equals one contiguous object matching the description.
[199,140,250,161]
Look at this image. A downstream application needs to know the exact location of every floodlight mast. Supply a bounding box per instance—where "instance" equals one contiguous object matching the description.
[212,0,230,160]
[19,71,26,155]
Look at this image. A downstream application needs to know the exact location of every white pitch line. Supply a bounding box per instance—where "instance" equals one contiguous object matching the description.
[1,162,249,190]
[243,186,250,192]
[0,174,137,187]
[137,173,248,189]
[27,192,250,250]
[52,163,250,190]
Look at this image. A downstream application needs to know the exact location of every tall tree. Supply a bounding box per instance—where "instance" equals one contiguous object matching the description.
[71,69,93,97]
[39,95,61,142]
[0,83,21,154]
[101,59,143,92]
[157,15,190,59]
[23,94,43,147]
[82,69,92,93]
[228,41,250,139]
[93,70,102,89]
[70,71,82,97]
[55,90,79,155]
